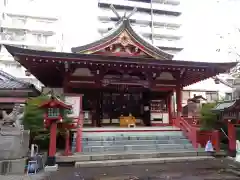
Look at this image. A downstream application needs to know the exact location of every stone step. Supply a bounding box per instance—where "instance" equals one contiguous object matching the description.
[56,150,209,164]
[82,139,190,146]
[74,156,214,168]
[82,144,194,153]
[82,131,183,138]
[82,135,187,141]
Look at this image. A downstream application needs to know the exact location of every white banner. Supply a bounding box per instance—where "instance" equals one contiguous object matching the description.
[65,96,81,118]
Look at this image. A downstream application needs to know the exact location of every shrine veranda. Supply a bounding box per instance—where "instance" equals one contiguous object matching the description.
[4,18,236,132]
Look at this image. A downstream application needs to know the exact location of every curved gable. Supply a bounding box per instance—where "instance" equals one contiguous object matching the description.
[71,19,173,60]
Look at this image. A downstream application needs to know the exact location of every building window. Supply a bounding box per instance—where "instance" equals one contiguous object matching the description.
[225,93,232,101]
[206,92,218,102]
[33,34,49,44]
[2,30,26,41]
[5,63,21,69]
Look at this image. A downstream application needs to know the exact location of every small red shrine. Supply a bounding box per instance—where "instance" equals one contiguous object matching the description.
[40,95,72,166]
[213,99,240,156]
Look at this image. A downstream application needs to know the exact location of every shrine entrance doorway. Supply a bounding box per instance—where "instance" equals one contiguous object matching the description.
[81,86,153,127]
[101,89,146,126]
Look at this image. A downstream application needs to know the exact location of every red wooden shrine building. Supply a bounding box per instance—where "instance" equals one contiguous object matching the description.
[4,18,236,128]
[213,99,240,155]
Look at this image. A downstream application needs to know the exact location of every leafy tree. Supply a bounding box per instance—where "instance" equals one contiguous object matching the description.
[23,95,49,132]
[199,102,219,130]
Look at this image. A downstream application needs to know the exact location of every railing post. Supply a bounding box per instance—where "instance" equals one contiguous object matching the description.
[213,130,220,152]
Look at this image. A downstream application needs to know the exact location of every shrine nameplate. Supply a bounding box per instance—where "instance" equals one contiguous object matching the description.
[65,96,81,118]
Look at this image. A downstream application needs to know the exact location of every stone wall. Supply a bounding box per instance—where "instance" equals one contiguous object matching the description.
[0,128,30,160]
[0,158,26,175]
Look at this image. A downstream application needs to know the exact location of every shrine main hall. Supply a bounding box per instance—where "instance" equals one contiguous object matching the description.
[4,17,236,128]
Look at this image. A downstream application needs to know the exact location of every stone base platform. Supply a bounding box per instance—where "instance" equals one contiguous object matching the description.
[75,156,214,168]
[56,150,210,164]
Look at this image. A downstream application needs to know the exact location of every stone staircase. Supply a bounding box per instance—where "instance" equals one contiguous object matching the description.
[72,130,197,154]
[62,129,210,167]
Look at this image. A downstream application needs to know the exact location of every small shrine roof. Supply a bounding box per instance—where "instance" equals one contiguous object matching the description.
[40,95,72,110]
[212,100,236,112]
[71,18,173,60]
[188,95,207,103]
[0,70,40,93]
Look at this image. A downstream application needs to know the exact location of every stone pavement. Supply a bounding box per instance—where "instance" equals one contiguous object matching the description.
[0,172,50,180]
[1,158,240,180]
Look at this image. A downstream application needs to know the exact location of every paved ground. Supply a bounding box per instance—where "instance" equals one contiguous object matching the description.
[1,158,240,180]
[50,158,240,180]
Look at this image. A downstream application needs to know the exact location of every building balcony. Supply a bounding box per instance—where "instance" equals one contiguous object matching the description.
[153,39,183,48]
[152,0,180,6]
[1,20,57,34]
[152,2,181,13]
[98,0,181,13]
[0,35,57,50]
[153,27,182,38]
[98,9,152,22]
[153,14,182,26]
[97,21,116,30]
[98,12,181,27]
[4,9,59,21]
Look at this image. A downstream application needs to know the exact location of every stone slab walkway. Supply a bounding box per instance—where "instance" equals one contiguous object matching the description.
[0,173,49,180]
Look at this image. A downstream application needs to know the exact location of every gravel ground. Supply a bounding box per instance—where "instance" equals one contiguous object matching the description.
[1,158,240,180]
[48,158,239,180]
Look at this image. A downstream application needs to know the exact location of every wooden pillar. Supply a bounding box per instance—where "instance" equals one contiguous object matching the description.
[176,85,182,117]
[47,122,57,165]
[75,96,83,153]
[228,120,236,155]
[63,130,71,156]
[167,93,173,125]
[95,90,101,127]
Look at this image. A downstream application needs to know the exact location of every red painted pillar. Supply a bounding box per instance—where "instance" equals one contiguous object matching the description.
[228,121,236,153]
[49,122,57,157]
[75,96,83,153]
[176,86,182,116]
[175,86,182,127]
[212,130,220,152]
[167,94,173,125]
[63,130,71,156]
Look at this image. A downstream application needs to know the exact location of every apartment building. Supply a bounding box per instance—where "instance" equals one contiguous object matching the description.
[0,0,61,88]
[97,0,183,55]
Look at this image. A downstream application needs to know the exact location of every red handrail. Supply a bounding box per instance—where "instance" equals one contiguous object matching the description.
[178,116,220,151]
[179,117,198,148]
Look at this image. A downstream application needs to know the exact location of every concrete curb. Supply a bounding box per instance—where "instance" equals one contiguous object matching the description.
[57,151,209,163]
[75,156,214,168]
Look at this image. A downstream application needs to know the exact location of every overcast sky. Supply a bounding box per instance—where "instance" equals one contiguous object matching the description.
[11,0,240,62]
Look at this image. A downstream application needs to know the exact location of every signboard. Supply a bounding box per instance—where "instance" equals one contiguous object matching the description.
[65,96,81,118]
